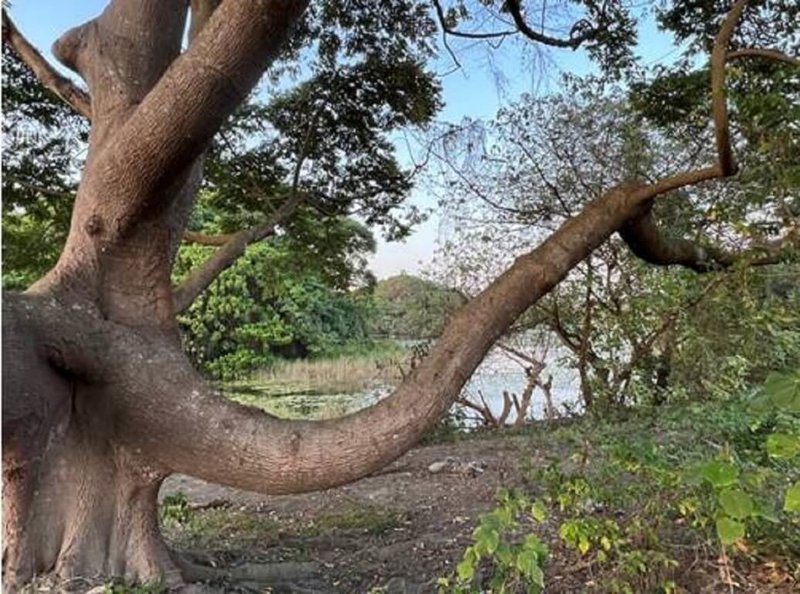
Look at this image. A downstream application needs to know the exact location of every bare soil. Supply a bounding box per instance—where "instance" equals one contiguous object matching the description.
[160,432,797,594]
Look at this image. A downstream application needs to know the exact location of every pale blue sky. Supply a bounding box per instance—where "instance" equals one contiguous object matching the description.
[8,1,680,279]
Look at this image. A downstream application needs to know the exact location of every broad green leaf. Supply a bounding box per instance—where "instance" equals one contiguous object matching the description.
[759,371,800,413]
[766,433,800,459]
[516,549,545,586]
[531,501,548,523]
[784,481,800,513]
[473,526,500,555]
[718,488,754,519]
[698,461,738,488]
[456,559,475,582]
[523,534,549,559]
[716,516,745,545]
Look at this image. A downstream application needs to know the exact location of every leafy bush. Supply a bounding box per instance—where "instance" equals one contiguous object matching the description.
[438,489,549,593]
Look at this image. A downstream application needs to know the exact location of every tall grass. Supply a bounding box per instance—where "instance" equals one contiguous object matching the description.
[251,342,408,395]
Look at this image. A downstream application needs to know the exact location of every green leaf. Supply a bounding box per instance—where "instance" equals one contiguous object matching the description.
[718,488,754,519]
[531,501,548,523]
[784,481,800,513]
[578,535,591,555]
[698,461,738,488]
[716,516,745,545]
[516,550,545,586]
[456,559,475,583]
[523,534,549,560]
[758,371,800,413]
[766,433,800,459]
[473,526,500,555]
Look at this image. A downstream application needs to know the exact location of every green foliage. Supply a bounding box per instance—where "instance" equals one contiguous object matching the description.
[1,46,86,289]
[438,489,549,594]
[176,236,373,380]
[159,492,193,527]
[440,372,799,592]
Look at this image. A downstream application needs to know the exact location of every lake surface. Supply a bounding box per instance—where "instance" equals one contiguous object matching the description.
[225,341,581,425]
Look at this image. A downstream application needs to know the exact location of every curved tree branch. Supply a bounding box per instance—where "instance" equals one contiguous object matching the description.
[619,202,734,272]
[505,0,596,48]
[431,0,515,41]
[619,0,800,273]
[711,0,749,177]
[620,202,799,272]
[1,11,92,119]
[727,48,800,66]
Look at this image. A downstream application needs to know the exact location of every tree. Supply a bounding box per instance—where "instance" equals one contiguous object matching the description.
[428,82,799,411]
[2,0,797,589]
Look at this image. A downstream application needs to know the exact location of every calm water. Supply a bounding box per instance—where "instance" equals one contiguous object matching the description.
[225,341,581,424]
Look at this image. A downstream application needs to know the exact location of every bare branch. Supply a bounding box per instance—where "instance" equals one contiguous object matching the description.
[1,11,92,119]
[431,0,515,41]
[182,231,236,246]
[505,0,595,48]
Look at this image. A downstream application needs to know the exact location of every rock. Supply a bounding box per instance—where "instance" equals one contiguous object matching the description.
[384,576,424,594]
[464,460,486,477]
[427,456,457,473]
[428,457,487,477]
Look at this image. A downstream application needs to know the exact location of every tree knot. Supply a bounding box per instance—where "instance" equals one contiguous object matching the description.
[84,214,105,237]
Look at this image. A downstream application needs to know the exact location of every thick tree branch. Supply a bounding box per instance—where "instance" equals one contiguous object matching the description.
[173,193,305,313]
[711,0,749,176]
[1,11,92,119]
[189,0,222,43]
[58,1,309,251]
[619,202,732,272]
[620,202,798,272]
[83,175,717,495]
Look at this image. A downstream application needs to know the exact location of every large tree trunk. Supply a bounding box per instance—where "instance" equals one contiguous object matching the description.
[2,0,752,589]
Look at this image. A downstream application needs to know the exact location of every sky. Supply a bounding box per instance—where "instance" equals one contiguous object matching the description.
[8,1,679,280]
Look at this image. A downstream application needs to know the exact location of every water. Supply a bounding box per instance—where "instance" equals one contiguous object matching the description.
[224,341,581,424]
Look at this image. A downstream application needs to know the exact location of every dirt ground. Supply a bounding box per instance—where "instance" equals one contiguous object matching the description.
[159,430,797,594]
[162,435,527,593]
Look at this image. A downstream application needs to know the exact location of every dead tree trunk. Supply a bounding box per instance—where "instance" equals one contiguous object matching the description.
[1,0,778,588]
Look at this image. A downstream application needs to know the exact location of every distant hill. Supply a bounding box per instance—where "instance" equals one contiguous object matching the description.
[368,274,466,339]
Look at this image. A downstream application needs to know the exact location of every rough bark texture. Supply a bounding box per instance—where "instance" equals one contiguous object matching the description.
[1,0,771,589]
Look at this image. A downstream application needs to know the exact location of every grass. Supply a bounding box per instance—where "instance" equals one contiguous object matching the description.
[302,505,408,537]
[221,341,411,419]
[161,497,406,553]
[251,341,407,395]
